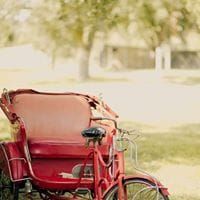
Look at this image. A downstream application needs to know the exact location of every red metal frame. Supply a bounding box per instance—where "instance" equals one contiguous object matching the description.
[0,89,169,200]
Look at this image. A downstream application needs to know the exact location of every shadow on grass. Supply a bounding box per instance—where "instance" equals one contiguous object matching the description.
[165,75,200,85]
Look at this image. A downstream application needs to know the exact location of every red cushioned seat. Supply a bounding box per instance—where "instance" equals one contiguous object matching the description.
[29,140,109,158]
[12,93,92,142]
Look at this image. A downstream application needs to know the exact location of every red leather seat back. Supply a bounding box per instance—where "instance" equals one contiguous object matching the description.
[12,94,91,142]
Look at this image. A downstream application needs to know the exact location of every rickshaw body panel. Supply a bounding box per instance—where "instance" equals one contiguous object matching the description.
[0,142,26,181]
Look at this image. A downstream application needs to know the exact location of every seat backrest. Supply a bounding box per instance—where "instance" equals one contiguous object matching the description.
[12,93,91,142]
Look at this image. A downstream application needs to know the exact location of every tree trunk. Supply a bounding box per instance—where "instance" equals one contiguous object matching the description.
[77,46,90,81]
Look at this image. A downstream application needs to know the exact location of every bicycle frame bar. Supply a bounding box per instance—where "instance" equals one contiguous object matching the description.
[92,141,127,200]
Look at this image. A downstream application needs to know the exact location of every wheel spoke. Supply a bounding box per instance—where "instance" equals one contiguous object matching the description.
[104,178,169,200]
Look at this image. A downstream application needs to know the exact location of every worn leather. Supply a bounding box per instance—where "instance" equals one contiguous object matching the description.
[12,94,91,142]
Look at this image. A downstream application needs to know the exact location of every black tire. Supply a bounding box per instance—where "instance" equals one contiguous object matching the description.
[0,170,19,200]
[103,178,169,200]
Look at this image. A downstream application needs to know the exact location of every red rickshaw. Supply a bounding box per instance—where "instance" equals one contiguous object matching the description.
[0,89,169,200]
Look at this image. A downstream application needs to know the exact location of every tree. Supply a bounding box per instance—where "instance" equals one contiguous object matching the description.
[0,0,23,47]
[128,0,197,70]
[29,0,123,81]
[186,0,200,32]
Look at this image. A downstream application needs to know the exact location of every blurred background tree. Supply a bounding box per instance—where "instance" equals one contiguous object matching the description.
[186,0,200,32]
[0,0,23,47]
[128,0,196,49]
[127,0,197,70]
[28,0,126,81]
[0,0,200,78]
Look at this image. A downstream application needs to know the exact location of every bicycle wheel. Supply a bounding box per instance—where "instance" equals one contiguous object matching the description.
[103,178,169,200]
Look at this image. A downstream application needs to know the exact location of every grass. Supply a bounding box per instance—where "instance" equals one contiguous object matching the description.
[164,69,200,85]
[171,196,200,200]
[139,127,200,165]
[119,121,200,200]
[0,118,11,140]
[165,75,200,85]
[0,68,200,199]
[120,121,200,164]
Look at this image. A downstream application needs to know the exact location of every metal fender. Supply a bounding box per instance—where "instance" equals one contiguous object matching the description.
[124,174,169,196]
[102,174,169,199]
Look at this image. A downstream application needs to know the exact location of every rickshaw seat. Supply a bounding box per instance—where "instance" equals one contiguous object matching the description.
[12,93,91,142]
[29,139,109,159]
[11,92,111,159]
[0,90,116,191]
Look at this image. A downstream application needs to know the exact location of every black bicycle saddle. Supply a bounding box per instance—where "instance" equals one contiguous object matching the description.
[81,127,106,139]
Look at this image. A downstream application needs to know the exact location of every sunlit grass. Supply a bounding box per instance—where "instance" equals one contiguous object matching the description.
[171,196,200,200]
[0,118,10,140]
[164,69,200,85]
[119,121,200,200]
[138,127,200,165]
[86,76,129,82]
[165,75,200,85]
[31,78,76,86]
[120,121,200,169]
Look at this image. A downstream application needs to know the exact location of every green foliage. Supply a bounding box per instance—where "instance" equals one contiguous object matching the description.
[0,0,23,47]
[128,0,198,49]
[1,0,199,52]
[29,0,121,59]
[186,0,200,31]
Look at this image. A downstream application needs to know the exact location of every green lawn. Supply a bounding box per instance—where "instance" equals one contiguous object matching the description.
[0,68,200,199]
[120,121,200,166]
[120,121,200,200]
